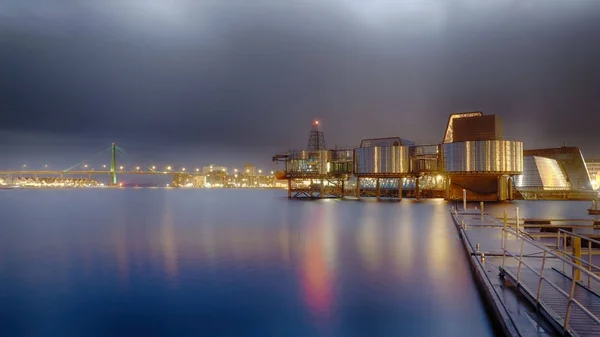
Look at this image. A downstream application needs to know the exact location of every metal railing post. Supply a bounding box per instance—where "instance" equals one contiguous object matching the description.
[564,276,578,332]
[502,210,507,251]
[573,236,581,282]
[588,240,592,288]
[515,207,520,234]
[517,237,525,284]
[536,251,547,302]
[563,233,567,274]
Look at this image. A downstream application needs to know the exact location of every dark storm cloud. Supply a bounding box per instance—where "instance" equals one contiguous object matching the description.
[1,0,600,168]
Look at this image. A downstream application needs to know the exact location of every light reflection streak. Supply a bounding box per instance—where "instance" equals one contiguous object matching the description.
[357,204,382,271]
[300,204,337,321]
[425,202,471,303]
[161,208,179,286]
[394,205,414,273]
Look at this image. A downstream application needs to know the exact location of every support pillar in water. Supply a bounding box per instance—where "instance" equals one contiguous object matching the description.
[356,177,361,199]
[376,178,381,201]
[398,177,403,200]
[320,179,324,199]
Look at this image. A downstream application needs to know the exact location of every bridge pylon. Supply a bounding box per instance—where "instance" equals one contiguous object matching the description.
[110,143,117,186]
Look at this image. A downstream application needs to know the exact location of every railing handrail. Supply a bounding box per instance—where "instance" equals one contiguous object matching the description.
[555,248,600,272]
[559,229,600,246]
[502,228,600,331]
[503,228,600,283]
[504,249,600,327]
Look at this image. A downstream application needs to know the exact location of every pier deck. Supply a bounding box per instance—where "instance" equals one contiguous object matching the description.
[451,210,600,336]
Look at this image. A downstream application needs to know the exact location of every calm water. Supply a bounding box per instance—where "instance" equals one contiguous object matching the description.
[4,189,588,337]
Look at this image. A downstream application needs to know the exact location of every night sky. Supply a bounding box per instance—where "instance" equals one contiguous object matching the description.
[1,1,600,170]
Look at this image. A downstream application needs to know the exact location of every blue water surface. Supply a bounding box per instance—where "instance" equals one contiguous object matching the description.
[0,189,500,337]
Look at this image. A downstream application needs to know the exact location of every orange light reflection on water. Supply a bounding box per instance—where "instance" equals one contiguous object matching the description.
[299,204,338,322]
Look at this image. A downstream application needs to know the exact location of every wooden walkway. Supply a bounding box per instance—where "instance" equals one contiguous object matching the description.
[451,209,600,337]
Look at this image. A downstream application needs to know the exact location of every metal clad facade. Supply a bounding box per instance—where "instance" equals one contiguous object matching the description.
[355,146,410,175]
[441,140,523,174]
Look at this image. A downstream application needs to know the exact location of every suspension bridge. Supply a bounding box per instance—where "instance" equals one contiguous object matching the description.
[0,143,259,187]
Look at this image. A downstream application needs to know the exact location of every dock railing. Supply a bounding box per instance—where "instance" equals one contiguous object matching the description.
[557,229,600,288]
[501,226,600,334]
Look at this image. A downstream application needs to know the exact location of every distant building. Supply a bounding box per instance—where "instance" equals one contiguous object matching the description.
[243,164,256,176]
[206,170,227,187]
[585,159,600,189]
[202,165,227,174]
[523,147,593,190]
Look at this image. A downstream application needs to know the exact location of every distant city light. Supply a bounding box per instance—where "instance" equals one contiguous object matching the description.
[258,169,262,174]
[103,165,106,168]
[314,120,319,125]
[119,166,124,170]
[167,166,172,170]
[44,164,48,168]
[246,169,249,173]
[84,164,88,168]
[271,171,274,174]
[152,166,156,170]
[136,166,140,170]
[196,168,199,172]
[234,168,238,173]
[22,164,26,168]
[182,168,186,171]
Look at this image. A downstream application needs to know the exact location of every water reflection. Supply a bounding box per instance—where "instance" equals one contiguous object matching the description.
[160,207,179,286]
[426,205,451,282]
[300,205,335,321]
[0,190,501,337]
[357,204,383,271]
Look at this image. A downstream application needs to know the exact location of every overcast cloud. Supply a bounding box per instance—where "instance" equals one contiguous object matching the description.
[1,0,599,169]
